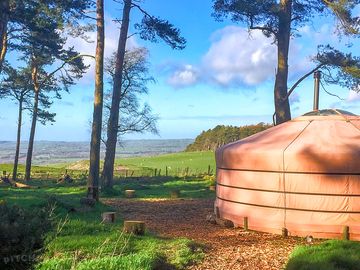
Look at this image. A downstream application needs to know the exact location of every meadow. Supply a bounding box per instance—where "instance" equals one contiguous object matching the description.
[0,151,215,270]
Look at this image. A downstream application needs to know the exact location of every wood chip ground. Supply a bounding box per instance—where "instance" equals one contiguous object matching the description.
[104,198,306,270]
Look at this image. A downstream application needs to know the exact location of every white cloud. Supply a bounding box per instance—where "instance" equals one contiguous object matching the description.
[347,89,360,102]
[167,64,199,88]
[164,26,308,89]
[202,26,277,86]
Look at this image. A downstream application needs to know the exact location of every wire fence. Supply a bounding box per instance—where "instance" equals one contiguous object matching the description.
[2,165,215,181]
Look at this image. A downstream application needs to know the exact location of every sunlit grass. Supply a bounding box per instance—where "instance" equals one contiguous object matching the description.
[0,176,207,270]
[117,151,215,174]
[285,240,360,270]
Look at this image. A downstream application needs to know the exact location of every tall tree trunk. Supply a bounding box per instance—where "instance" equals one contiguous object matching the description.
[88,0,105,201]
[0,0,9,73]
[13,94,24,181]
[101,0,131,188]
[25,65,40,181]
[274,0,292,125]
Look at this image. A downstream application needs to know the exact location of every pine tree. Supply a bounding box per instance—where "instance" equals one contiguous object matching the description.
[93,0,186,194]
[0,65,32,180]
[212,0,359,124]
[11,3,89,180]
[88,0,105,201]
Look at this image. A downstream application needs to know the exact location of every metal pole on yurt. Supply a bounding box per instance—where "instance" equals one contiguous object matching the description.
[313,71,321,111]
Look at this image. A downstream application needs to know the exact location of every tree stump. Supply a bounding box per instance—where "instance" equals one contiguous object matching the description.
[170,189,180,198]
[215,217,234,228]
[206,213,216,224]
[125,189,136,198]
[209,185,216,191]
[123,221,145,235]
[102,212,116,223]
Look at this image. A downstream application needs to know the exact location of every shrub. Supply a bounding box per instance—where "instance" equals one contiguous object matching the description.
[202,174,215,184]
[0,201,52,270]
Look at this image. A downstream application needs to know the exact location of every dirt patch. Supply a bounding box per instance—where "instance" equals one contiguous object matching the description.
[66,160,90,171]
[66,161,129,172]
[103,198,304,270]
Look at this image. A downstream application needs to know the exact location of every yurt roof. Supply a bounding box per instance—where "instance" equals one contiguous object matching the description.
[216,109,360,174]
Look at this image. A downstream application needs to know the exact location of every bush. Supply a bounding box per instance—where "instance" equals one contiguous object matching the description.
[285,240,360,270]
[0,201,52,270]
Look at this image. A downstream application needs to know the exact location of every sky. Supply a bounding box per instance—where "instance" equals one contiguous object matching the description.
[0,1,359,141]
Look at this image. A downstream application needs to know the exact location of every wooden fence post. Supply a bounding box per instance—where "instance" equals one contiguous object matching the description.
[343,226,350,240]
[165,166,168,176]
[243,217,248,231]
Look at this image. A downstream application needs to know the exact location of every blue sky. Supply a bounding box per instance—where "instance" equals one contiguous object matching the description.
[0,1,359,141]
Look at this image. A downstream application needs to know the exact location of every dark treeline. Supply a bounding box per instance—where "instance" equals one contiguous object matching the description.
[186,123,272,152]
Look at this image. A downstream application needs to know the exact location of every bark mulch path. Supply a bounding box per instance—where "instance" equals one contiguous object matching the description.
[103,198,305,270]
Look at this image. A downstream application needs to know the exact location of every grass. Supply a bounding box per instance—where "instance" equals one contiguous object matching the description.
[285,240,360,270]
[0,151,216,179]
[0,171,210,269]
[117,151,215,174]
[103,176,215,199]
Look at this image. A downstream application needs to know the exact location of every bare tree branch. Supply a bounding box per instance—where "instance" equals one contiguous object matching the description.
[39,54,94,87]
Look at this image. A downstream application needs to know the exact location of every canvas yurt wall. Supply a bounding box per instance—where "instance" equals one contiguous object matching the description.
[215,109,360,239]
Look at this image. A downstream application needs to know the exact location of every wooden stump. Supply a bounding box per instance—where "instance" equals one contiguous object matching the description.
[209,185,216,191]
[170,189,180,198]
[80,197,96,207]
[282,227,288,237]
[13,182,32,189]
[102,212,116,223]
[125,189,136,198]
[123,221,145,235]
[215,217,234,228]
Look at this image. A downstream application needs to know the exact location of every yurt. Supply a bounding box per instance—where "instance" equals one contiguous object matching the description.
[215,109,360,240]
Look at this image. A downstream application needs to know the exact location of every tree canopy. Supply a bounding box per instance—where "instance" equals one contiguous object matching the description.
[186,123,272,152]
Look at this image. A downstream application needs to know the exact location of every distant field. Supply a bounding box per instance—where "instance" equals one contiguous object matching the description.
[0,139,193,165]
[0,151,216,179]
[117,151,216,176]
